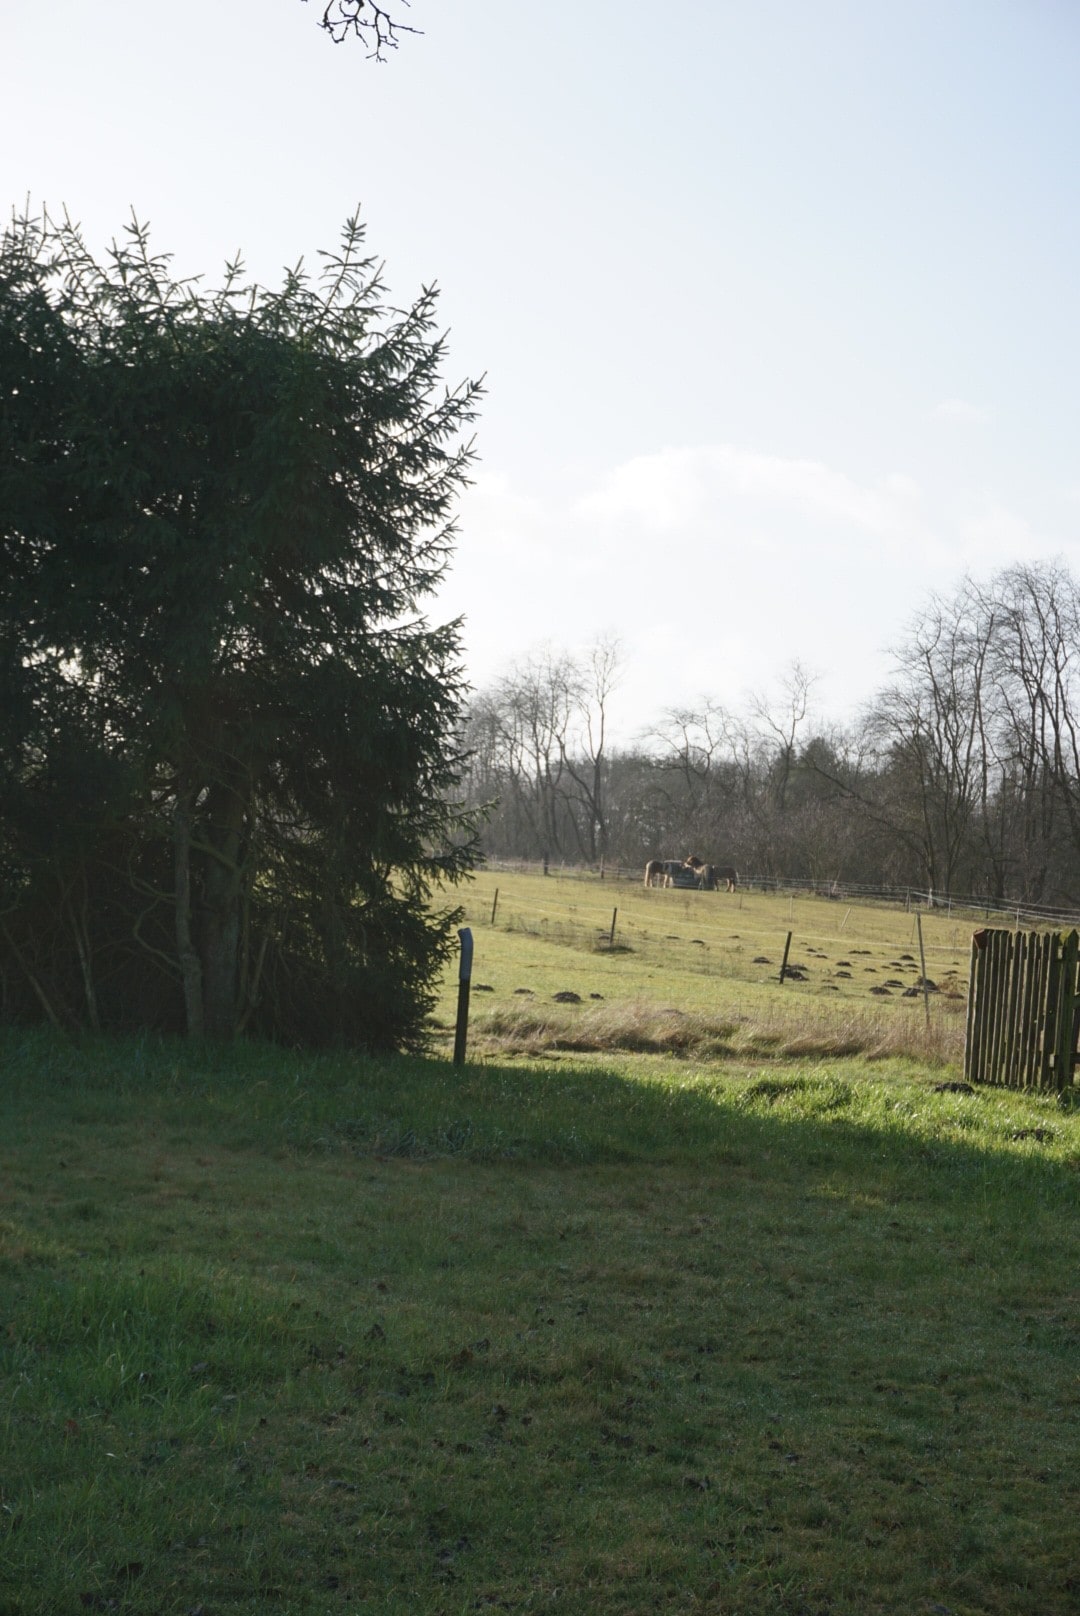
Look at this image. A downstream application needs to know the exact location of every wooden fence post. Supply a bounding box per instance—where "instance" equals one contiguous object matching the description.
[1050,930,1079,1087]
[963,929,986,1085]
[453,927,473,1067]
[916,912,931,1030]
[779,930,793,984]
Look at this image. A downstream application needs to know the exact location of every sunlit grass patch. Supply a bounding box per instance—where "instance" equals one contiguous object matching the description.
[439,868,975,1073]
[468,994,965,1067]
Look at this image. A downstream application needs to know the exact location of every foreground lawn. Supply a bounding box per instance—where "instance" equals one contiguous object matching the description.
[1,1030,1078,1614]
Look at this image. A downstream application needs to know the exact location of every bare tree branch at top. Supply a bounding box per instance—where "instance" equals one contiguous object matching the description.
[307,1,422,54]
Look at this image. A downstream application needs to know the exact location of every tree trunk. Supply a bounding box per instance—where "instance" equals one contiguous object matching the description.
[173,785,204,1038]
[201,897,240,1039]
[197,766,249,1040]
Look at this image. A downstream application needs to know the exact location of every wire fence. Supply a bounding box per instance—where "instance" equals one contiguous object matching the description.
[455,866,980,1004]
[477,858,1080,933]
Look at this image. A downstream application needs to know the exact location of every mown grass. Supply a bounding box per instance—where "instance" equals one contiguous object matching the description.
[2,1027,1078,1615]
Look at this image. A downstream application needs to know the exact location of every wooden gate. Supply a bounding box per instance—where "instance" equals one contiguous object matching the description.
[963,927,1080,1090]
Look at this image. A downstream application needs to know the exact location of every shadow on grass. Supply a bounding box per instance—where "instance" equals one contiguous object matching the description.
[2,1027,1076,1213]
[2,1027,1078,1616]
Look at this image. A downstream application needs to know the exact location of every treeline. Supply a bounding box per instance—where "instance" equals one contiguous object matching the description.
[457,561,1080,906]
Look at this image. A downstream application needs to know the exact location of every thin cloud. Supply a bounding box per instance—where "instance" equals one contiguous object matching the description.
[958,500,1042,565]
[576,443,936,552]
[929,398,991,425]
[441,444,1067,739]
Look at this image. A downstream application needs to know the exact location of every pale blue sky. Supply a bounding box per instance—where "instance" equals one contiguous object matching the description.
[6,1,1080,739]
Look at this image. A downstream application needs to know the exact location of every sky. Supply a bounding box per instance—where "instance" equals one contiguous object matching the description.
[5,0,1080,744]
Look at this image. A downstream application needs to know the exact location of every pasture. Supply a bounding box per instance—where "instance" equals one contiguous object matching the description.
[2,878,1078,1615]
[435,868,975,1067]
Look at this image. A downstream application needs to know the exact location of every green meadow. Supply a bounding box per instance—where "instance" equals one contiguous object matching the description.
[437,868,975,1066]
[2,872,1078,1614]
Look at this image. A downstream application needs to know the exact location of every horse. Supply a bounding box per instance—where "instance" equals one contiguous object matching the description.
[690,863,737,892]
[647,857,737,891]
[644,858,691,887]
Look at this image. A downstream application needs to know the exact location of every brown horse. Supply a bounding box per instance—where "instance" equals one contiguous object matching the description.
[645,858,692,887]
[647,857,737,891]
[689,863,738,892]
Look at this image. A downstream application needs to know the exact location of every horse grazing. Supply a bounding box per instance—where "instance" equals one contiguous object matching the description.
[707,864,738,892]
[645,858,692,887]
[647,856,737,891]
[689,863,737,892]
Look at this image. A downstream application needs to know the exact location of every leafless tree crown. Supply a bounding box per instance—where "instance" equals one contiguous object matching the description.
[308,1,421,55]
[457,566,1080,906]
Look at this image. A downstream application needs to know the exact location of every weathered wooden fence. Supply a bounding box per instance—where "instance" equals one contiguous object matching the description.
[963,927,1080,1090]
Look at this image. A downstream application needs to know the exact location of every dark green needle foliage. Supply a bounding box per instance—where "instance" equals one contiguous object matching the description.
[0,207,482,1047]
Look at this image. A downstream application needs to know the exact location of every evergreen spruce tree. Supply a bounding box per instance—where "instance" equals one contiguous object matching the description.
[0,208,481,1046]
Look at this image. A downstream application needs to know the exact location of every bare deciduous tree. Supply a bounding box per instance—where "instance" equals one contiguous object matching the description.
[457,561,1080,905]
[558,637,623,864]
[750,660,817,815]
[987,561,1080,901]
[306,1,421,53]
[863,587,995,892]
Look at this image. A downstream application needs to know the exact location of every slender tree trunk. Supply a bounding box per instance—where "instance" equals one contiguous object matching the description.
[173,784,204,1038]
[66,872,100,1032]
[201,898,240,1038]
[197,762,250,1039]
[0,916,67,1030]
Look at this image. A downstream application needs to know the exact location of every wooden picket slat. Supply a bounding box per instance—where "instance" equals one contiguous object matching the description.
[1035,930,1053,1087]
[1055,930,1078,1081]
[1020,930,1041,1086]
[1012,931,1027,1085]
[1002,924,1015,1085]
[1019,932,1034,1086]
[963,935,983,1086]
[1031,932,1047,1084]
[990,929,1011,1084]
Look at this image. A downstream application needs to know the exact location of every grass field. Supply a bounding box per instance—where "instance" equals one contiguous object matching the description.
[2,873,1078,1615]
[434,869,974,1067]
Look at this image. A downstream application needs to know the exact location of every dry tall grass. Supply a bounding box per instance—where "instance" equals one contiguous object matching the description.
[474,994,966,1066]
